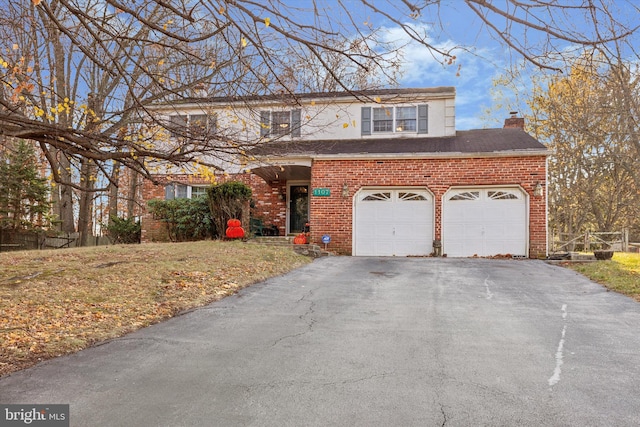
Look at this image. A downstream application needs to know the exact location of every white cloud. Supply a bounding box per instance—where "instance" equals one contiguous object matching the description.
[377,22,513,129]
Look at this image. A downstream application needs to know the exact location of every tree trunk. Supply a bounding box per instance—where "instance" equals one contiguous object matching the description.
[55,150,76,233]
[108,161,121,220]
[77,159,96,246]
[127,170,139,219]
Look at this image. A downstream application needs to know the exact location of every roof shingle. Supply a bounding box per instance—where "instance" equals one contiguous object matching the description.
[251,128,548,157]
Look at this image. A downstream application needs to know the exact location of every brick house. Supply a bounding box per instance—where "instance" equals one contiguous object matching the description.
[141,87,549,257]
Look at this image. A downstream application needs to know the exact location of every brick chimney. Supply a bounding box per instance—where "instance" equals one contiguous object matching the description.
[504,111,525,129]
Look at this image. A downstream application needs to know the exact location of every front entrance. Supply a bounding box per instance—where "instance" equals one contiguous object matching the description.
[288,184,309,234]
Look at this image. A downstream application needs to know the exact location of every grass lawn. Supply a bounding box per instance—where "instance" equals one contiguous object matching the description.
[566,252,640,302]
[0,241,311,377]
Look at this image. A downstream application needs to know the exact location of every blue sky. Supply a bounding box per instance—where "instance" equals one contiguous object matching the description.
[368,5,528,130]
[337,0,636,131]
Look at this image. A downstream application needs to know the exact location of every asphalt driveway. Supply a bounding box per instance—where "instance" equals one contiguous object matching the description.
[1,257,639,426]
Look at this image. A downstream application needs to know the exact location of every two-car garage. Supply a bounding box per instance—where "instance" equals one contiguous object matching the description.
[353,187,528,257]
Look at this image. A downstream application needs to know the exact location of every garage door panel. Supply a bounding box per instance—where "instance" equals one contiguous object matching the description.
[354,189,433,256]
[443,188,527,257]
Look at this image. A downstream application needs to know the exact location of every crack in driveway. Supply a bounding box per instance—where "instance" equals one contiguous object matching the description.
[271,289,316,347]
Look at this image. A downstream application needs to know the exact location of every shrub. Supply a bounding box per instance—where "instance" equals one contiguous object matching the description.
[207,182,252,239]
[104,216,141,244]
[147,197,214,242]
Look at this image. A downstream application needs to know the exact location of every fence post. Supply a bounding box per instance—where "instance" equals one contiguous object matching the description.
[623,228,629,252]
[585,231,590,252]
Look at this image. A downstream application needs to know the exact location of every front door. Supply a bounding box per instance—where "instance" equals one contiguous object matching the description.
[289,185,309,234]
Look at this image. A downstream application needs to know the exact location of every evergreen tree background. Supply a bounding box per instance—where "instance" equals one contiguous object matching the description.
[0,140,51,230]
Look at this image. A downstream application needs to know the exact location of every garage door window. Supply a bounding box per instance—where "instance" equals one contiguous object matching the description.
[488,190,520,200]
[449,191,479,201]
[362,192,391,201]
[399,192,427,201]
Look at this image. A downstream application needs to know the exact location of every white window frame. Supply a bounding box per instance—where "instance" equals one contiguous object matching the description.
[168,113,217,139]
[372,106,417,134]
[165,184,209,200]
[260,109,302,138]
[362,104,427,135]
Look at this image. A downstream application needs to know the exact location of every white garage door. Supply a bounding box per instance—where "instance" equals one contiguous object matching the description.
[443,188,527,257]
[354,189,433,256]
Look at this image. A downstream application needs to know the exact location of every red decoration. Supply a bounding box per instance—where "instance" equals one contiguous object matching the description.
[227,218,241,228]
[225,219,245,239]
[293,233,307,244]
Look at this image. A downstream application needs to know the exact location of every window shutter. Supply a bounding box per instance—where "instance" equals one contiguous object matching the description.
[260,111,270,137]
[361,107,371,135]
[164,183,175,200]
[291,109,301,138]
[418,104,428,134]
[169,115,187,138]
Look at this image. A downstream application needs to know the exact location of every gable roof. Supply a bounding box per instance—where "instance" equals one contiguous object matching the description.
[251,128,549,159]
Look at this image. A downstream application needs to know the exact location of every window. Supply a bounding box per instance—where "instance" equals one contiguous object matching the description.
[373,108,394,132]
[362,104,428,135]
[165,184,208,200]
[168,114,216,138]
[399,192,427,201]
[395,107,416,132]
[362,192,391,201]
[188,114,216,138]
[260,109,301,138]
[488,191,519,200]
[271,111,292,136]
[190,186,208,198]
[449,191,480,201]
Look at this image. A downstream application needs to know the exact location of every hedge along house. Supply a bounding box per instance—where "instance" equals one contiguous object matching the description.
[141,87,549,257]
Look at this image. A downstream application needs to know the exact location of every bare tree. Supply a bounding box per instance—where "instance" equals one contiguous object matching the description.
[0,1,637,175]
[0,0,638,240]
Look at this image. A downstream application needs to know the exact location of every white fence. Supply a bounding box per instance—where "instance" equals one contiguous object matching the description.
[550,229,634,253]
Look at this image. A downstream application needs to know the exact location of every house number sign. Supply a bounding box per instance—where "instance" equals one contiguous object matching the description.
[312,188,331,197]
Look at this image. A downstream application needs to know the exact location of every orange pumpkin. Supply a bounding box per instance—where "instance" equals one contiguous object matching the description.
[225,226,245,239]
[225,219,244,239]
[293,233,307,244]
[227,218,241,228]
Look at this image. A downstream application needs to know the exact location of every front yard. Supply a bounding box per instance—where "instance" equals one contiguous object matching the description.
[2,244,638,379]
[0,241,311,377]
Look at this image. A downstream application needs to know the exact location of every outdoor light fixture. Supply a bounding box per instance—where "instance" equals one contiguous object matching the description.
[534,182,543,197]
[342,183,349,197]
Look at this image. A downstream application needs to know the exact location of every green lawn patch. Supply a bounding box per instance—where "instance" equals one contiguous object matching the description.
[567,252,640,301]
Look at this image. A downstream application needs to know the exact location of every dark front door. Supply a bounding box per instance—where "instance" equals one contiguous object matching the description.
[289,185,309,234]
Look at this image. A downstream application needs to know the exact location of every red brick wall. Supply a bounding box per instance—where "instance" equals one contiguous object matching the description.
[309,156,547,257]
[140,173,287,242]
[141,156,548,258]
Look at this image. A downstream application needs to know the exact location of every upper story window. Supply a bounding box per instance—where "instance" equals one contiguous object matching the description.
[169,113,217,139]
[361,105,428,135]
[260,109,301,138]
